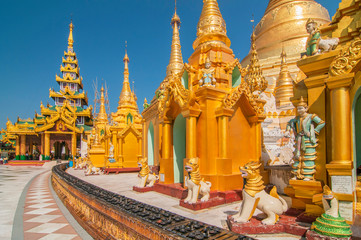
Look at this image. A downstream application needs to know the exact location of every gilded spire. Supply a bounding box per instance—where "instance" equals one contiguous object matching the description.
[68,20,74,48]
[97,86,108,124]
[166,1,184,77]
[245,31,267,93]
[118,49,136,109]
[192,0,231,49]
[275,48,294,107]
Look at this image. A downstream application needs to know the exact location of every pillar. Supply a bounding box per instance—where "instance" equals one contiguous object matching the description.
[215,108,234,174]
[29,139,33,158]
[20,135,26,155]
[40,134,44,155]
[72,133,77,158]
[44,133,50,157]
[118,137,123,167]
[326,74,354,222]
[15,136,20,156]
[138,137,142,158]
[186,116,197,159]
[112,132,118,160]
[160,119,173,183]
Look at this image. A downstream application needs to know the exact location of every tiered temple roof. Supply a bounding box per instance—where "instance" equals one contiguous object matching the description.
[4,21,93,136]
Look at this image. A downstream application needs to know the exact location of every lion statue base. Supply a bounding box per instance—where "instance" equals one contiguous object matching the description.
[137,158,159,188]
[184,158,211,204]
[233,161,288,225]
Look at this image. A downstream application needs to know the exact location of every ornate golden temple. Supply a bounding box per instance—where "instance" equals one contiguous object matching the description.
[2,21,93,160]
[142,0,267,191]
[88,50,143,169]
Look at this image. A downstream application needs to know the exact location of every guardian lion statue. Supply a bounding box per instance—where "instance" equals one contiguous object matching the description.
[184,158,211,204]
[233,161,288,225]
[85,162,102,175]
[137,158,159,188]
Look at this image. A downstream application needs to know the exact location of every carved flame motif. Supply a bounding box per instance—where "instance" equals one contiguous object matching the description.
[158,74,190,118]
[330,39,361,76]
[223,82,265,116]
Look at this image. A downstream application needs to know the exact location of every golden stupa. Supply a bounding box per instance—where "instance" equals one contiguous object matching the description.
[241,0,330,92]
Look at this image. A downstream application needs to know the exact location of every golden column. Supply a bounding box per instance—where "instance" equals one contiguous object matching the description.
[118,137,123,167]
[183,108,201,159]
[20,135,26,155]
[15,136,20,156]
[137,137,142,160]
[326,74,353,171]
[326,74,354,202]
[160,119,173,184]
[112,132,118,161]
[44,132,50,157]
[40,133,44,155]
[215,108,234,174]
[72,133,77,157]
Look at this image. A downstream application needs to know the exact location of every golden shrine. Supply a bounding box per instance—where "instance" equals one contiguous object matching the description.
[2,21,93,160]
[88,51,143,169]
[142,0,267,191]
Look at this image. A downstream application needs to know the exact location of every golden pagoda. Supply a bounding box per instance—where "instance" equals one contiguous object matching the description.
[284,0,361,223]
[275,48,294,108]
[241,0,330,90]
[4,21,93,160]
[105,50,143,168]
[143,0,266,191]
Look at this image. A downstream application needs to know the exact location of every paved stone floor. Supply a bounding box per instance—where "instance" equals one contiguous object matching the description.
[0,165,48,239]
[0,163,91,240]
[23,171,81,240]
[69,168,303,240]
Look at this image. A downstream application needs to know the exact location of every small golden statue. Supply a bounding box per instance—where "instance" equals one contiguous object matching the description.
[233,161,288,225]
[199,57,216,87]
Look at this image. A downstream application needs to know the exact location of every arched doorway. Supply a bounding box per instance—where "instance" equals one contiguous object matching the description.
[53,141,69,159]
[147,122,154,166]
[173,114,186,183]
[353,89,361,177]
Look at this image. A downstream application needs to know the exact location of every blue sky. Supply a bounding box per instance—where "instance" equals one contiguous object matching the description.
[0,0,339,129]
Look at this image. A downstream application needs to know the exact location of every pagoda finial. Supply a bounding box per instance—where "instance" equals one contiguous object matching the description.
[118,49,134,108]
[275,47,294,107]
[245,29,267,93]
[166,0,184,77]
[192,0,230,49]
[68,20,74,48]
[97,85,108,124]
[123,41,130,70]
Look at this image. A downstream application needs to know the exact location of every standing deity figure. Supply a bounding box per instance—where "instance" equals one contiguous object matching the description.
[199,58,216,87]
[286,97,325,181]
[306,18,321,56]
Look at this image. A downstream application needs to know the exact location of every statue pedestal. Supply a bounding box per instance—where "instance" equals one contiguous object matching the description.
[284,180,323,215]
[133,186,154,193]
[89,145,106,168]
[227,210,309,236]
[306,230,351,240]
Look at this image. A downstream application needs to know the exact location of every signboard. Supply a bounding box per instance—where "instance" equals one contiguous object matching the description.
[331,175,353,194]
